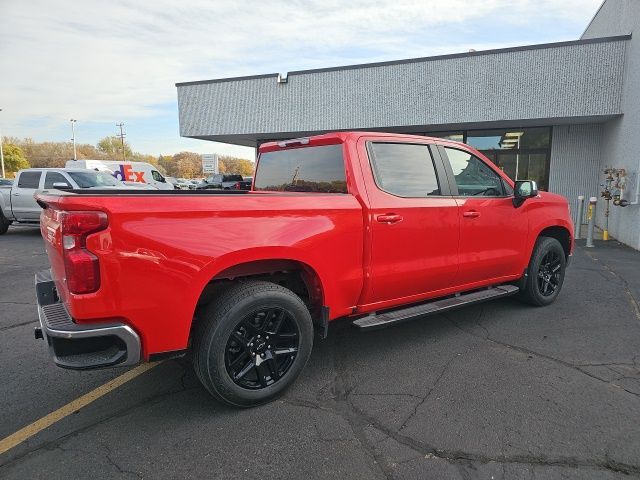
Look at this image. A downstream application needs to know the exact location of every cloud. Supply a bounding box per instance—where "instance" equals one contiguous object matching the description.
[0,0,602,155]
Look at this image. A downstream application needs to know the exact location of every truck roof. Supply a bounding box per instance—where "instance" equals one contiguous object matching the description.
[17,168,103,173]
[258,131,462,153]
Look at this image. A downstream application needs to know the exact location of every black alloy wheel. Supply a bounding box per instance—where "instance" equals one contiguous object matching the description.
[193,280,314,407]
[519,236,566,306]
[537,250,562,296]
[225,307,299,390]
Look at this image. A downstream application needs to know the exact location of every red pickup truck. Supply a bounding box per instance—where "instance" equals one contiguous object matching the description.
[34,132,573,406]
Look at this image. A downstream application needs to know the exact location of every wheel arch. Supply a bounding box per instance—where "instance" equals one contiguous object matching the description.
[537,225,572,259]
[188,250,328,344]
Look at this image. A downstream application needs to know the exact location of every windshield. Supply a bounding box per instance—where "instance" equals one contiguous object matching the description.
[68,171,120,188]
[254,144,347,193]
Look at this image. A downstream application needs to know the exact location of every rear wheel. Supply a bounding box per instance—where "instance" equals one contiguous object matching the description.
[0,210,11,235]
[193,280,314,407]
[519,236,566,306]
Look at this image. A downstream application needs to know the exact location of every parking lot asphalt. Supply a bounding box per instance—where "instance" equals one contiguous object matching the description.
[1,226,639,479]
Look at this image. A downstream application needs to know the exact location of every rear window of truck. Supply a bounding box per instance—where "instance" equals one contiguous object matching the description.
[254,144,347,193]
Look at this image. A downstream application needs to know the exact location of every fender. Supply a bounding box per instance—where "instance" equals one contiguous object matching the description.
[524,198,573,268]
[190,246,355,320]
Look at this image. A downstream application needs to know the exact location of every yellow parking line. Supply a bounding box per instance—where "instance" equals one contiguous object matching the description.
[0,361,161,456]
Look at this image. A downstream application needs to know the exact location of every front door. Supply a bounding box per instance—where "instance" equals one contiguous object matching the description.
[357,140,460,309]
[440,146,527,286]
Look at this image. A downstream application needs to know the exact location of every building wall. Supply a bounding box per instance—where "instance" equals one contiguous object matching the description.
[549,124,603,222]
[177,38,627,143]
[583,0,640,249]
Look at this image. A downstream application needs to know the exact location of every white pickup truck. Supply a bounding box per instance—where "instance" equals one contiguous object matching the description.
[0,168,136,234]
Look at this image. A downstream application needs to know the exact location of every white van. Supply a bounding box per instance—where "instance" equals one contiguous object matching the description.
[65,159,175,190]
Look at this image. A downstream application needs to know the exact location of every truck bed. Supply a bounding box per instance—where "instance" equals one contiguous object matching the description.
[36,189,365,357]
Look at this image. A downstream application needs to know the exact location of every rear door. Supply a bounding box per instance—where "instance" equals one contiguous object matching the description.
[357,139,460,309]
[439,145,527,286]
[12,171,42,220]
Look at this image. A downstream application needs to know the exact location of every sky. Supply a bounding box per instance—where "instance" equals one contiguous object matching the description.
[0,0,603,160]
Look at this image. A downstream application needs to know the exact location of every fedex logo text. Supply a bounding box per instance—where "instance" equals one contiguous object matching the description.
[112,165,146,183]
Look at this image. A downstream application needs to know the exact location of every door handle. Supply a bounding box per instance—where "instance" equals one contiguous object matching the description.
[463,210,480,218]
[12,193,20,196]
[376,214,403,224]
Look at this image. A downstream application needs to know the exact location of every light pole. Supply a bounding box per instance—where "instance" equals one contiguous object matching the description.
[0,109,5,178]
[70,119,77,160]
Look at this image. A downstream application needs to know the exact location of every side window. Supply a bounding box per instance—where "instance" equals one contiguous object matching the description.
[368,143,441,197]
[444,148,505,197]
[151,170,164,182]
[44,172,70,189]
[17,171,41,189]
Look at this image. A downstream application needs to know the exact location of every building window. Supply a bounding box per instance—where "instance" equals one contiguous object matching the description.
[425,127,552,190]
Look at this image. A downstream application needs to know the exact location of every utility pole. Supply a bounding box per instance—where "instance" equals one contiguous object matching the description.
[116,123,126,161]
[70,119,77,160]
[0,108,5,178]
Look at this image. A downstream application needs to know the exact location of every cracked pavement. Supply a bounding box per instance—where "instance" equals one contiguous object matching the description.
[1,226,640,479]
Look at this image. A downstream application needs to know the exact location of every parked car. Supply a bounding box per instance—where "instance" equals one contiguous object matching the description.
[233,176,253,190]
[0,168,142,234]
[0,178,13,186]
[175,178,191,190]
[66,159,174,190]
[33,132,573,407]
[165,177,180,190]
[196,173,244,190]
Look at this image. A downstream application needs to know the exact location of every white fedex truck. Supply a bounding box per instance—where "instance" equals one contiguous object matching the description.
[65,160,174,190]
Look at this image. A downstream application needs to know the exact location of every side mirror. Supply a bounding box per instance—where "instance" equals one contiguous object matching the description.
[52,182,73,190]
[513,180,538,207]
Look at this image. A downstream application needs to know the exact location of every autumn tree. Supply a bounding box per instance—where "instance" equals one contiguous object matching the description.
[1,142,30,176]
[172,152,203,178]
[219,156,255,176]
[157,155,176,177]
[97,136,132,160]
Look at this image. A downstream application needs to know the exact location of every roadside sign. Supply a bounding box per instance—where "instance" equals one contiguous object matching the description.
[202,154,219,174]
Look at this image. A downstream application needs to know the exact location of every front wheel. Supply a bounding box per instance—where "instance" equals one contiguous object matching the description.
[519,237,566,306]
[193,281,314,407]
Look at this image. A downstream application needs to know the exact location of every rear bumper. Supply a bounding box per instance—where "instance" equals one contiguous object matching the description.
[35,269,141,370]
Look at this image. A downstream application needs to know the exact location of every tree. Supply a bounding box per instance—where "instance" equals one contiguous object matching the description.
[1,143,30,176]
[97,136,132,160]
[173,152,203,178]
[219,156,254,176]
[158,155,176,177]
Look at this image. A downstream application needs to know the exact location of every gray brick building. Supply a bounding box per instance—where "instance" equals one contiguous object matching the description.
[176,0,640,249]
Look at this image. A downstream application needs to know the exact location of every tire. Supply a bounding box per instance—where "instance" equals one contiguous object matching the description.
[519,236,566,306]
[193,280,314,407]
[0,210,11,235]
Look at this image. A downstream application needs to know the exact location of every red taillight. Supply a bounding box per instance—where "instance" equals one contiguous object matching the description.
[61,211,108,294]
